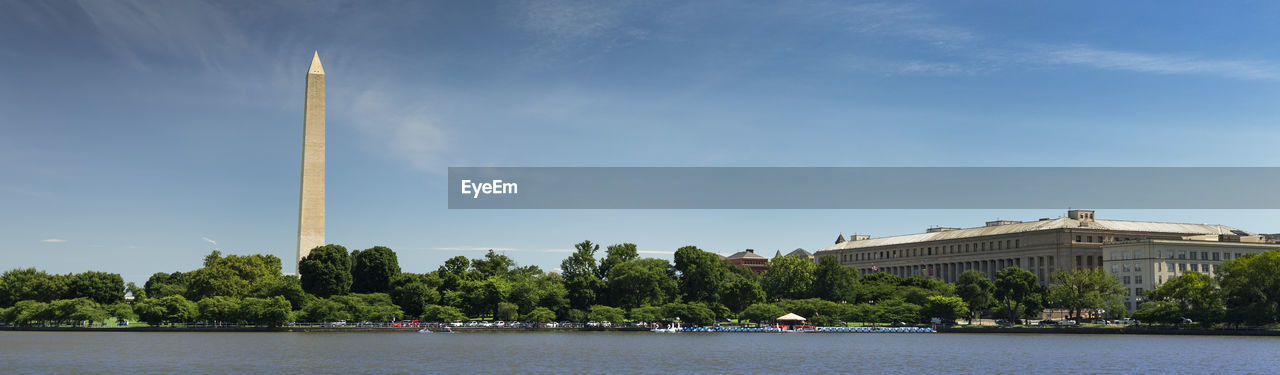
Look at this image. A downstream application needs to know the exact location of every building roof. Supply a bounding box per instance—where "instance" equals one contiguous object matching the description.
[787,248,813,258]
[820,217,1248,252]
[726,249,766,260]
[777,313,806,321]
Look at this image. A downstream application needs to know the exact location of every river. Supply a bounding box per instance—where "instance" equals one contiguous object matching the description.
[2,331,1277,373]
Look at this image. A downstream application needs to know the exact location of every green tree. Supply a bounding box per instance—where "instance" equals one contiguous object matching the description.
[420,304,467,322]
[587,305,625,323]
[5,300,50,325]
[1132,300,1182,325]
[561,241,604,311]
[302,298,349,322]
[135,295,198,326]
[249,276,312,312]
[390,280,440,318]
[673,246,727,304]
[628,306,666,323]
[955,270,995,323]
[64,271,125,305]
[812,255,858,303]
[854,272,904,303]
[299,245,352,297]
[522,306,557,323]
[350,246,401,294]
[496,302,520,321]
[1143,271,1224,327]
[198,296,242,325]
[240,296,292,326]
[762,255,816,301]
[876,299,923,324]
[186,252,283,300]
[598,243,639,280]
[720,272,766,313]
[661,302,716,326]
[607,258,678,309]
[994,267,1040,323]
[1218,250,1280,326]
[1046,268,1126,319]
[0,268,68,305]
[471,250,515,279]
[144,271,188,299]
[740,303,787,325]
[105,302,137,322]
[922,295,969,323]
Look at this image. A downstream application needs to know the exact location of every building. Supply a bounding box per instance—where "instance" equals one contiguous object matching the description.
[815,210,1253,285]
[297,51,326,269]
[786,248,814,261]
[1103,235,1278,312]
[726,249,768,273]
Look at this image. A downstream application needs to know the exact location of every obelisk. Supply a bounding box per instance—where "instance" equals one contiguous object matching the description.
[297,51,325,269]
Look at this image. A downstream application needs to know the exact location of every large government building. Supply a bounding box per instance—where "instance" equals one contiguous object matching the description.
[1103,236,1276,312]
[814,210,1261,285]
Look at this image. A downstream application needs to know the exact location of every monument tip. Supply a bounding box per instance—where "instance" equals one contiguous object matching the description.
[308,51,325,75]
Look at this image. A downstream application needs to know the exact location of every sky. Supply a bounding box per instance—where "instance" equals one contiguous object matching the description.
[2,0,1278,284]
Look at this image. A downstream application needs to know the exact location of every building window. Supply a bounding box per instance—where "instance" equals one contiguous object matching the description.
[1178,252,1185,259]
[1191,264,1200,272]
[1135,276,1143,285]
[1123,264,1130,272]
[1213,252,1220,261]
[1178,263,1186,272]
[1200,252,1208,261]
[1015,239,1020,248]
[1111,253,1118,261]
[1135,263,1142,272]
[1111,265,1119,274]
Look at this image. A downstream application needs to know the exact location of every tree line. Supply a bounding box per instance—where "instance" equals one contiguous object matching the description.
[4,242,1279,328]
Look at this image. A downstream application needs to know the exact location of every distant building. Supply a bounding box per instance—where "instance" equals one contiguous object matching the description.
[1103,235,1278,312]
[786,248,814,261]
[726,249,768,273]
[816,210,1256,286]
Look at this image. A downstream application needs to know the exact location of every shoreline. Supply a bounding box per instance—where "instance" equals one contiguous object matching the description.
[7,326,1280,336]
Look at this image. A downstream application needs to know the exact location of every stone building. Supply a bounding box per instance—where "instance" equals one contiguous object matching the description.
[815,210,1253,285]
[1102,235,1278,312]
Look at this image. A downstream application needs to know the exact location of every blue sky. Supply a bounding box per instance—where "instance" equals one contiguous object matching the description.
[2,0,1278,284]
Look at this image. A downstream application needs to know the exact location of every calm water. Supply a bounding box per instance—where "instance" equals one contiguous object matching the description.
[2,331,1278,374]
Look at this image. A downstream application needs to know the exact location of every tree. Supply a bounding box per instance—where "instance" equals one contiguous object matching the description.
[240,296,292,326]
[1143,271,1224,327]
[561,241,604,310]
[143,271,188,299]
[302,298,349,322]
[922,295,969,323]
[390,280,440,318]
[65,271,125,305]
[720,272,766,314]
[1218,250,1280,326]
[522,307,557,323]
[1132,300,1182,325]
[1046,268,1126,319]
[470,250,515,280]
[0,268,68,306]
[762,255,816,301]
[299,244,352,297]
[812,255,858,303]
[955,270,995,323]
[876,299,923,324]
[628,306,666,323]
[607,258,678,309]
[421,304,467,322]
[105,302,137,322]
[588,305,625,323]
[198,296,242,325]
[496,302,520,321]
[740,303,786,325]
[661,302,716,326]
[135,295,198,326]
[5,300,50,325]
[350,246,401,294]
[598,243,639,280]
[673,246,727,304]
[249,276,312,312]
[186,252,283,300]
[994,267,1040,323]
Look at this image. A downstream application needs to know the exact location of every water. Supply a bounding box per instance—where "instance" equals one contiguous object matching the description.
[2,331,1278,374]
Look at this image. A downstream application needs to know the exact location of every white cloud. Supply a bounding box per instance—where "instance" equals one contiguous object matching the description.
[826,2,976,47]
[42,238,66,243]
[202,237,217,245]
[1031,44,1280,81]
[73,0,253,72]
[350,90,449,171]
[543,249,575,253]
[432,247,517,252]
[636,250,674,255]
[509,0,647,59]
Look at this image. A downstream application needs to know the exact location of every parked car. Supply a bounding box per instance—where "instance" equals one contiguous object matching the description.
[1114,318,1139,325]
[1038,320,1058,326]
[1091,319,1110,325]
[1057,320,1078,326]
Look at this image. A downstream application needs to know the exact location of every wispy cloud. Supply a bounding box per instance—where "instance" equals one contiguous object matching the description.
[350,89,449,171]
[509,0,647,59]
[1029,44,1280,81]
[73,0,253,73]
[202,237,217,246]
[543,249,575,253]
[825,2,976,48]
[42,238,66,243]
[432,247,518,252]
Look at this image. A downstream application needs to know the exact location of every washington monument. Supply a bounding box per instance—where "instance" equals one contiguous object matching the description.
[297,51,325,268]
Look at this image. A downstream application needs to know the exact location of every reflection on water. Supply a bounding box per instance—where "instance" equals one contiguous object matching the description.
[1,331,1278,373]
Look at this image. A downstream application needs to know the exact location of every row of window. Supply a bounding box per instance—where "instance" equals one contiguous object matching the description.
[841,239,1022,263]
[1110,250,1243,261]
